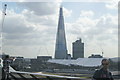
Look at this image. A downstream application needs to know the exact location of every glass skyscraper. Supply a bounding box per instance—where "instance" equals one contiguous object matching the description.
[55,7,68,59]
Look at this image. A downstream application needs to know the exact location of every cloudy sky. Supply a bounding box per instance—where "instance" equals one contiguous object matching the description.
[0,0,118,58]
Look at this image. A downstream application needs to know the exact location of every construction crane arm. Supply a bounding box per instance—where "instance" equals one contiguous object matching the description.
[1,4,7,54]
[1,4,7,29]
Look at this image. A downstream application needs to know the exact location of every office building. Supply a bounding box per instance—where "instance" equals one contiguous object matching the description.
[72,38,84,59]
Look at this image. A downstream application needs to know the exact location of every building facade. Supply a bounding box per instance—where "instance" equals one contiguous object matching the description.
[30,56,52,71]
[72,38,84,59]
[55,7,68,59]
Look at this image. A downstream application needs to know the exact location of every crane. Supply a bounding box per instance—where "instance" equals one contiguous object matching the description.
[1,4,7,55]
[1,4,7,28]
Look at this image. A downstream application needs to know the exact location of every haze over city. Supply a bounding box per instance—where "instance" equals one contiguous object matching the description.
[0,0,118,58]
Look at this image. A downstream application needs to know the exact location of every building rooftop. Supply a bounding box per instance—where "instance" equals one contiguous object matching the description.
[48,58,103,67]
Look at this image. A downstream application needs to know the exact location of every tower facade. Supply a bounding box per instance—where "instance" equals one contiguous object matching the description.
[54,7,68,59]
[72,38,84,59]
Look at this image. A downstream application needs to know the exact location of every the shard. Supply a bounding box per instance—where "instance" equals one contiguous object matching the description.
[55,7,68,59]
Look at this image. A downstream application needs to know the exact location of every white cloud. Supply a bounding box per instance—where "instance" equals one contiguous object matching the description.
[2,10,34,34]
[65,12,118,56]
[0,3,59,46]
[80,10,94,17]
[105,0,119,10]
[21,9,58,28]
[63,7,72,17]
[17,2,60,16]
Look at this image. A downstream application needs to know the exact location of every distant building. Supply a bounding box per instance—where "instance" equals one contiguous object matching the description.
[11,56,31,71]
[30,56,52,71]
[0,55,2,58]
[48,58,103,67]
[88,54,103,58]
[37,56,52,62]
[72,38,84,59]
[11,57,24,70]
[67,54,71,59]
[54,6,68,59]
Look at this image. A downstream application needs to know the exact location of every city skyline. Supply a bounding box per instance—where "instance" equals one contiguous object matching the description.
[0,0,118,58]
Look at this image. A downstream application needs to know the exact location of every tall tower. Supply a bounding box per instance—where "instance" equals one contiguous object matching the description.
[55,7,68,59]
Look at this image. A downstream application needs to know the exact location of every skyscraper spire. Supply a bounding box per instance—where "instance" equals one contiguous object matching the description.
[54,7,68,59]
